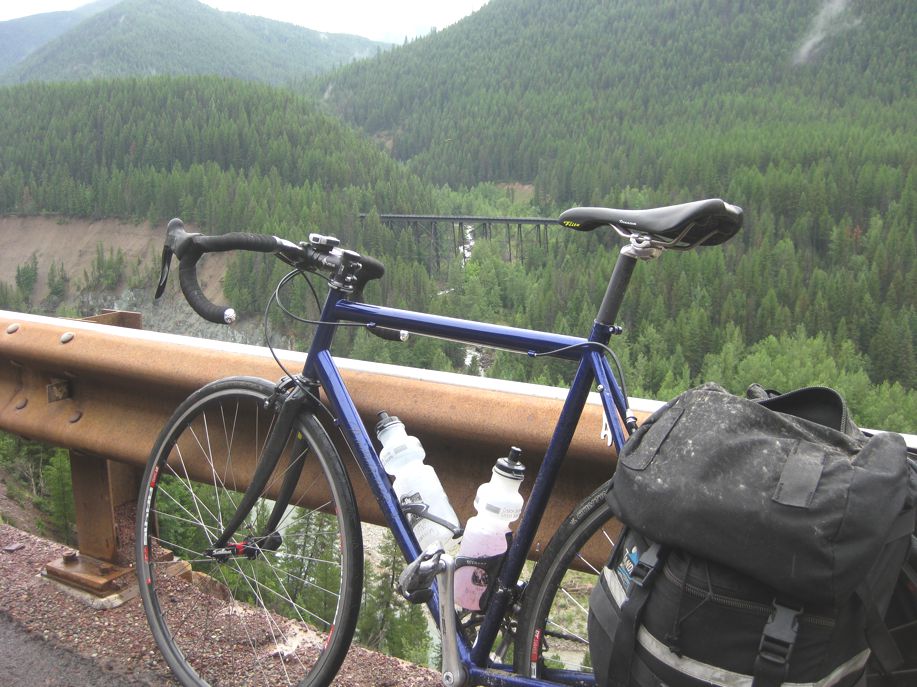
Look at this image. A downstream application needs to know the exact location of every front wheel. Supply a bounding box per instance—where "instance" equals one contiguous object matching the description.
[514,480,621,683]
[136,377,363,687]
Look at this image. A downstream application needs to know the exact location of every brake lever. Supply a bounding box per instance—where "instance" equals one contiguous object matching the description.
[155,218,198,300]
[154,243,173,300]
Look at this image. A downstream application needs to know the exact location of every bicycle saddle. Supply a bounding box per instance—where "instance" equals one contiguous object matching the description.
[559,198,742,248]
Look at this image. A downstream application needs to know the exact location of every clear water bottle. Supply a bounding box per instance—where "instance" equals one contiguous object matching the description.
[375,411,460,552]
[454,447,525,611]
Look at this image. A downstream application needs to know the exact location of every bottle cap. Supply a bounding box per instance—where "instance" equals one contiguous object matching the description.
[375,411,402,435]
[494,446,525,480]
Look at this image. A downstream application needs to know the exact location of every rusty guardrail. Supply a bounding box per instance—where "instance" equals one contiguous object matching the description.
[0,309,653,593]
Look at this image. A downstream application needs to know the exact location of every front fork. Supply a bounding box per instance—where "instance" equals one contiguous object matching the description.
[209,379,312,555]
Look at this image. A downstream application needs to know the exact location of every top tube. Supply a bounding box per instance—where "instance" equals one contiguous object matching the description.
[331,298,591,360]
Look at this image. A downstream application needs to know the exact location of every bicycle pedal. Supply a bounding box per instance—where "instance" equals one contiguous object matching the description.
[397,545,445,604]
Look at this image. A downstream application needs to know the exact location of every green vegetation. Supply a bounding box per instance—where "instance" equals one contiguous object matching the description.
[0,63,912,431]
[0,433,76,544]
[356,531,432,666]
[83,243,124,292]
[14,252,38,305]
[44,258,69,310]
[0,0,387,86]
[0,76,439,222]
[315,0,914,205]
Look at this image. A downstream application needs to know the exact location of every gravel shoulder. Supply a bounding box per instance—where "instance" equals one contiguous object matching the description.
[0,524,441,687]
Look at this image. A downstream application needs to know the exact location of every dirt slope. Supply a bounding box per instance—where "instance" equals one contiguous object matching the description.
[0,215,226,305]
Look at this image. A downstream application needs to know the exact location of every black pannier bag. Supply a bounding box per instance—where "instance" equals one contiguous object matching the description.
[588,383,916,687]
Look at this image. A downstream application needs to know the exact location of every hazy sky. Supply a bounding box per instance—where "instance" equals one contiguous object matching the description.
[0,0,489,43]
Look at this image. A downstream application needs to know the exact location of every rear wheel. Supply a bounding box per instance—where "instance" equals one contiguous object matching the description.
[136,377,362,687]
[514,480,621,683]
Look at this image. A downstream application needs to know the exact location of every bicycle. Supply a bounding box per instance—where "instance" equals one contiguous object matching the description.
[134,198,745,687]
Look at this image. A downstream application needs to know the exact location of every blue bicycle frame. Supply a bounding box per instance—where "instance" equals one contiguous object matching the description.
[302,288,630,687]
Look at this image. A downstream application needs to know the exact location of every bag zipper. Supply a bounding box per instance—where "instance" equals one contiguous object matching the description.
[662,560,836,629]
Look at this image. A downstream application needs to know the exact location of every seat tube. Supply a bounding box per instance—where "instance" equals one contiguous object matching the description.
[595,250,638,326]
[471,352,598,666]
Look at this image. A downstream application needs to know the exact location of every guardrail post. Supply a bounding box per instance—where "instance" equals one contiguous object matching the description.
[68,450,138,563]
[44,451,140,598]
[43,311,143,600]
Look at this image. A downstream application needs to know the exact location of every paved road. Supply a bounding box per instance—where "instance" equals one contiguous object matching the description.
[0,613,140,687]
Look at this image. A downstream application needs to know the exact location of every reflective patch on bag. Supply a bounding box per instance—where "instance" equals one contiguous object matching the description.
[636,628,870,687]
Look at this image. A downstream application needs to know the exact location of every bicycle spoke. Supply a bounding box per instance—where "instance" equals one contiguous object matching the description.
[137,381,361,687]
[516,480,620,679]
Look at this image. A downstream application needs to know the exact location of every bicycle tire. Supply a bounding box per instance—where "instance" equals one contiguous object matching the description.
[513,479,620,683]
[135,376,362,687]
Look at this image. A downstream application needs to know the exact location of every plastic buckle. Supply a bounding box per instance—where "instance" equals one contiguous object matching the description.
[758,602,801,667]
[630,543,663,589]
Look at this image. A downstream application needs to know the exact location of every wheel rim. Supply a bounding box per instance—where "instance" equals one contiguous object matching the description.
[516,486,621,681]
[137,385,358,687]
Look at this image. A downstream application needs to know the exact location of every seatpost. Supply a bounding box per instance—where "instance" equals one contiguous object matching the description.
[595,236,660,326]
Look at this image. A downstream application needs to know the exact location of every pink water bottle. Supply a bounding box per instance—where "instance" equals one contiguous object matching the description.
[454,448,525,611]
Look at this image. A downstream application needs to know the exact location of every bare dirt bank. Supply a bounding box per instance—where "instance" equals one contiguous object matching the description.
[0,216,160,302]
[0,215,227,310]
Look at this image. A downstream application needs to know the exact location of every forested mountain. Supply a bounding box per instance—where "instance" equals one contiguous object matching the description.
[0,0,120,73]
[315,0,914,207]
[0,0,387,86]
[307,0,915,429]
[0,76,489,325]
[0,76,441,226]
[0,2,913,433]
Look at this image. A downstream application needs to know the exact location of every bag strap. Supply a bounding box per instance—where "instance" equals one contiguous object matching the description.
[857,581,904,675]
[753,601,801,687]
[863,510,914,675]
[608,543,666,686]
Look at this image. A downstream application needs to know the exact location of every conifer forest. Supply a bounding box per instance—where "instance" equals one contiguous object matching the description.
[0,0,914,670]
[1,0,913,434]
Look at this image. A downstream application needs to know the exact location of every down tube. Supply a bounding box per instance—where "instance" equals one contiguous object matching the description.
[311,349,480,671]
[310,350,420,563]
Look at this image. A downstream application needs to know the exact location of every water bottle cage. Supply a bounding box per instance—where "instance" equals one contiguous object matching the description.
[455,553,505,570]
[455,530,513,611]
[400,501,464,538]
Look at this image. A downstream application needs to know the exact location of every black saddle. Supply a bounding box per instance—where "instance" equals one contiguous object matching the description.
[559,198,742,248]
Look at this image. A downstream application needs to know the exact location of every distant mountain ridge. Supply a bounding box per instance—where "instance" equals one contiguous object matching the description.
[0,0,120,73]
[0,0,389,85]
[314,0,915,207]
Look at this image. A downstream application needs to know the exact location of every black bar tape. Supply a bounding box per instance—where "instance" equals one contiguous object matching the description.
[193,232,279,254]
[175,233,279,324]
[179,258,232,324]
